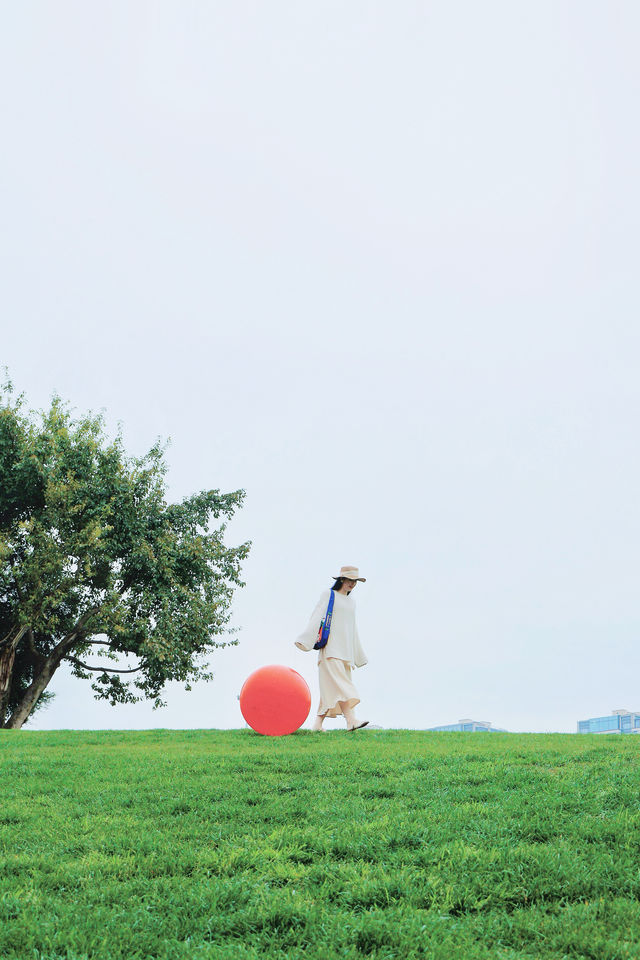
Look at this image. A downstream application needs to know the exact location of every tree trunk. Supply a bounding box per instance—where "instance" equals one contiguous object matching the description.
[4,655,61,729]
[4,610,96,729]
[0,626,27,727]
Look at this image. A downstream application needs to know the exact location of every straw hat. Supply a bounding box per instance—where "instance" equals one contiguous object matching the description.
[333,565,366,582]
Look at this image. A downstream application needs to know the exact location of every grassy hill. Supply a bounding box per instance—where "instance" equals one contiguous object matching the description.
[1,729,639,959]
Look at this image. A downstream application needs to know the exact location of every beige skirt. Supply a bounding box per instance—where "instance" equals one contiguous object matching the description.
[318,657,360,717]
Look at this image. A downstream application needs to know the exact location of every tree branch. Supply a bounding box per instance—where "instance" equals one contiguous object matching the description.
[0,625,27,650]
[50,607,100,660]
[25,628,46,669]
[64,655,142,675]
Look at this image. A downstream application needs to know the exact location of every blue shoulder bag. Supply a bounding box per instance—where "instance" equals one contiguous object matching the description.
[313,590,335,650]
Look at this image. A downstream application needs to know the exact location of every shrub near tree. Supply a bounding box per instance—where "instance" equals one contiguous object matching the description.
[0,381,249,729]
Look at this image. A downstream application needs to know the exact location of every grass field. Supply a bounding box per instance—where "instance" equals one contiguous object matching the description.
[1,729,640,959]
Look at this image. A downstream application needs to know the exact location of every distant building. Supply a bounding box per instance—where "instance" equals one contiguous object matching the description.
[577,708,640,734]
[427,718,507,732]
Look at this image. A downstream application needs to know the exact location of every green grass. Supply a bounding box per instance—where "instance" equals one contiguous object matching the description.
[1,730,640,959]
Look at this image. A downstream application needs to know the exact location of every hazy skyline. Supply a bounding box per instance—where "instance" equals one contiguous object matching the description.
[2,2,639,733]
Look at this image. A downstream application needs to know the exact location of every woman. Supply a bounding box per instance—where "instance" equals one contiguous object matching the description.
[295,565,369,731]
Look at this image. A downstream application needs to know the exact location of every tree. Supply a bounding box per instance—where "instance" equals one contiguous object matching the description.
[0,381,250,729]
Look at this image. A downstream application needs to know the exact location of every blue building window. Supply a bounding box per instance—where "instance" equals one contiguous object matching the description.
[578,711,640,734]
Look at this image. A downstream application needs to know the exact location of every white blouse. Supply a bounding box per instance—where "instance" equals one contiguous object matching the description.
[295,589,368,668]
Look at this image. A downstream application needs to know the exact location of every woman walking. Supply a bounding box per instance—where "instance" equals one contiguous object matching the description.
[295,565,369,732]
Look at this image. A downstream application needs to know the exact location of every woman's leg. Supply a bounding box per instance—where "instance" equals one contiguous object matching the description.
[340,701,369,731]
[312,710,328,731]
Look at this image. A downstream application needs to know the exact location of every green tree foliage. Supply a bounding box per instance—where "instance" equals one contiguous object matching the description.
[0,381,249,729]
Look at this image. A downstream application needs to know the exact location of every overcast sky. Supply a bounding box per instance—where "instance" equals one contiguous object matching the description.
[2,2,638,734]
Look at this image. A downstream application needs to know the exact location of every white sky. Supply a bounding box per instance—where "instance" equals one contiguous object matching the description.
[2,2,639,733]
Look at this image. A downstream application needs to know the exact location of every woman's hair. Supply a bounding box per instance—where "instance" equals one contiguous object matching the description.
[332,577,355,593]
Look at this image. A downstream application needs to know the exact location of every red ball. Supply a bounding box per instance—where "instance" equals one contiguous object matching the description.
[240,664,311,736]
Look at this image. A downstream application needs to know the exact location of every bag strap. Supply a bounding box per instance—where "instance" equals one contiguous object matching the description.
[320,589,335,643]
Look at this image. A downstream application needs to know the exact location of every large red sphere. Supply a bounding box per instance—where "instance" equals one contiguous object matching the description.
[240,665,311,736]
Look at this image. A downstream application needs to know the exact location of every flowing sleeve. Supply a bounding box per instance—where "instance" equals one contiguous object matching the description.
[353,620,368,668]
[295,590,331,652]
